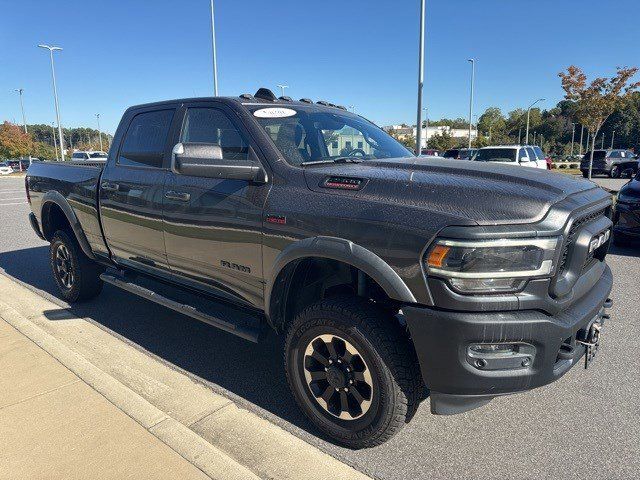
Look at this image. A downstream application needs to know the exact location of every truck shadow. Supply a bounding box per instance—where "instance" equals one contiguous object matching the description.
[0,246,319,440]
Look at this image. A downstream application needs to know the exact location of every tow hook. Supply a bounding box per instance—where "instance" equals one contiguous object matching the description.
[576,320,602,369]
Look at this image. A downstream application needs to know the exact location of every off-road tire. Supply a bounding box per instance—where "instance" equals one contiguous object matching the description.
[284,296,423,449]
[50,229,103,302]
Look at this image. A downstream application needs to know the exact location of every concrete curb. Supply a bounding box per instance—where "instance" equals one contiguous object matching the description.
[0,274,371,480]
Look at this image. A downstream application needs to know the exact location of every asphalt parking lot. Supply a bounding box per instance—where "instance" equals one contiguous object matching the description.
[1,174,638,479]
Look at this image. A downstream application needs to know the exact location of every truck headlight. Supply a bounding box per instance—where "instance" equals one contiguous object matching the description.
[425,237,559,294]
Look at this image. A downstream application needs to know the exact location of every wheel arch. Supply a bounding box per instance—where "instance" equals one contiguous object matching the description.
[265,236,416,331]
[40,191,96,260]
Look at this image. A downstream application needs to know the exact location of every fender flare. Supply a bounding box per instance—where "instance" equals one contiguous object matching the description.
[40,191,96,260]
[265,236,416,326]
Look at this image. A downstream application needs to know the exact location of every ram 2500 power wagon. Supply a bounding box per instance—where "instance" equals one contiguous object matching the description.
[26,88,614,448]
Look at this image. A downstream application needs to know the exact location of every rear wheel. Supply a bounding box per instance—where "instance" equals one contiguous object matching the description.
[284,296,423,448]
[50,230,103,302]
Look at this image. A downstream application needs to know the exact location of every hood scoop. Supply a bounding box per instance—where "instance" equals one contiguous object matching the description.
[322,176,366,191]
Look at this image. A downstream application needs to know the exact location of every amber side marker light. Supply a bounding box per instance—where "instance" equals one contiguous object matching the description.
[427,244,450,268]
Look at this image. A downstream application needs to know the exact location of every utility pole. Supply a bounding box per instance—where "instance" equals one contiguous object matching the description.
[38,44,65,161]
[423,107,429,149]
[525,98,544,144]
[415,0,426,155]
[611,130,615,149]
[601,133,605,149]
[570,123,576,156]
[210,0,219,96]
[96,113,103,151]
[518,127,522,144]
[586,131,590,155]
[578,125,584,156]
[533,131,536,144]
[467,58,475,149]
[276,84,289,97]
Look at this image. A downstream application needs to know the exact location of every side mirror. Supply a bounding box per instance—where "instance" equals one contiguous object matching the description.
[171,143,267,183]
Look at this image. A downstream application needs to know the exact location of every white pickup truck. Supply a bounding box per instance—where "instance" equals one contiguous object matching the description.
[473,145,548,169]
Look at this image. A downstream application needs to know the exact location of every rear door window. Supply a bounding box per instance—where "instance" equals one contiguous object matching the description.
[118,109,175,168]
[525,147,537,161]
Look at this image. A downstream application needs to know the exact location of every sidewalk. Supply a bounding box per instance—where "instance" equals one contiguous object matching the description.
[0,317,213,480]
[0,273,370,480]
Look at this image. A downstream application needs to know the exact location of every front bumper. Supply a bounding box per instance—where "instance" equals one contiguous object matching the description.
[404,265,613,415]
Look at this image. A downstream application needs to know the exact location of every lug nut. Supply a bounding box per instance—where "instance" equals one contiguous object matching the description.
[474,359,486,369]
[522,357,531,367]
[349,380,354,384]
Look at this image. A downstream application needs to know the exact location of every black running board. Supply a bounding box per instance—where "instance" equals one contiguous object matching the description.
[100,273,262,343]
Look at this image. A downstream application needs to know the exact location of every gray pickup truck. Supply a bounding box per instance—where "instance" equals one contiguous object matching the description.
[26,88,614,448]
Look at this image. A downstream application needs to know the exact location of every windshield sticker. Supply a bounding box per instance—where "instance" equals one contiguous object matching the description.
[253,107,297,118]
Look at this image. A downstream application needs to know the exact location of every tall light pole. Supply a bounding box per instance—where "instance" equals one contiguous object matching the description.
[415,0,426,155]
[210,0,219,96]
[578,124,584,156]
[276,84,289,97]
[51,122,59,161]
[38,44,65,161]
[570,123,576,156]
[611,130,615,149]
[96,113,103,151]
[423,107,429,149]
[467,58,475,149]
[601,133,605,149]
[525,98,544,144]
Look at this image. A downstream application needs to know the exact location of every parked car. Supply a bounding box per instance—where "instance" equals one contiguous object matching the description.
[580,149,639,178]
[71,150,108,160]
[473,145,547,169]
[529,145,552,169]
[0,162,13,175]
[613,171,640,244]
[26,88,614,448]
[421,148,441,156]
[6,159,31,171]
[442,148,477,160]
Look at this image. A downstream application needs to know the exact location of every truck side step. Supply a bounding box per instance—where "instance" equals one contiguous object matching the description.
[100,272,264,343]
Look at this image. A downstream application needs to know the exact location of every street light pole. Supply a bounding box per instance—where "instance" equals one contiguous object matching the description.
[276,84,289,97]
[210,0,219,96]
[525,98,544,144]
[611,130,615,149]
[415,0,426,155]
[570,123,576,156]
[51,122,59,161]
[38,44,65,161]
[467,58,475,149]
[601,133,605,149]
[14,88,27,134]
[578,124,584,156]
[96,113,103,151]
[423,107,429,149]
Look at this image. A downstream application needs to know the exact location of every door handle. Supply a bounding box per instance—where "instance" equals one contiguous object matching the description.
[101,181,120,192]
[165,190,191,202]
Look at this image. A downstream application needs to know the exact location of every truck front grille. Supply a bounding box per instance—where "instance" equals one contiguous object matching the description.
[557,207,609,275]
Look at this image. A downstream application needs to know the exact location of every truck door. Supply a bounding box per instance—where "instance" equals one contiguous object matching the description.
[161,103,269,307]
[99,107,177,270]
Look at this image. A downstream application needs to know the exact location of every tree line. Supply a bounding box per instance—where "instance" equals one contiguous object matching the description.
[393,67,640,158]
[0,121,113,161]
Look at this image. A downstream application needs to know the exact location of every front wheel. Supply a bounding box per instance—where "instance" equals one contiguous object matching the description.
[50,230,104,302]
[609,166,620,178]
[284,296,423,448]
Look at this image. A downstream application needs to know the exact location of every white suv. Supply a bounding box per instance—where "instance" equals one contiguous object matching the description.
[472,145,547,169]
[71,151,108,160]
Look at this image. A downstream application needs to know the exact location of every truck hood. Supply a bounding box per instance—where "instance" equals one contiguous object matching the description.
[303,157,600,225]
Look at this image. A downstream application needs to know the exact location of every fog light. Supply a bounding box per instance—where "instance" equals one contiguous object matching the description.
[469,343,517,355]
[467,343,536,370]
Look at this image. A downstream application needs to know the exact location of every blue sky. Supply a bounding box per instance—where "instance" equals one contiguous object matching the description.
[1,0,639,134]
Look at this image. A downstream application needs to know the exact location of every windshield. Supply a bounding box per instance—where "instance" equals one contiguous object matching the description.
[249,106,412,166]
[474,148,517,162]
